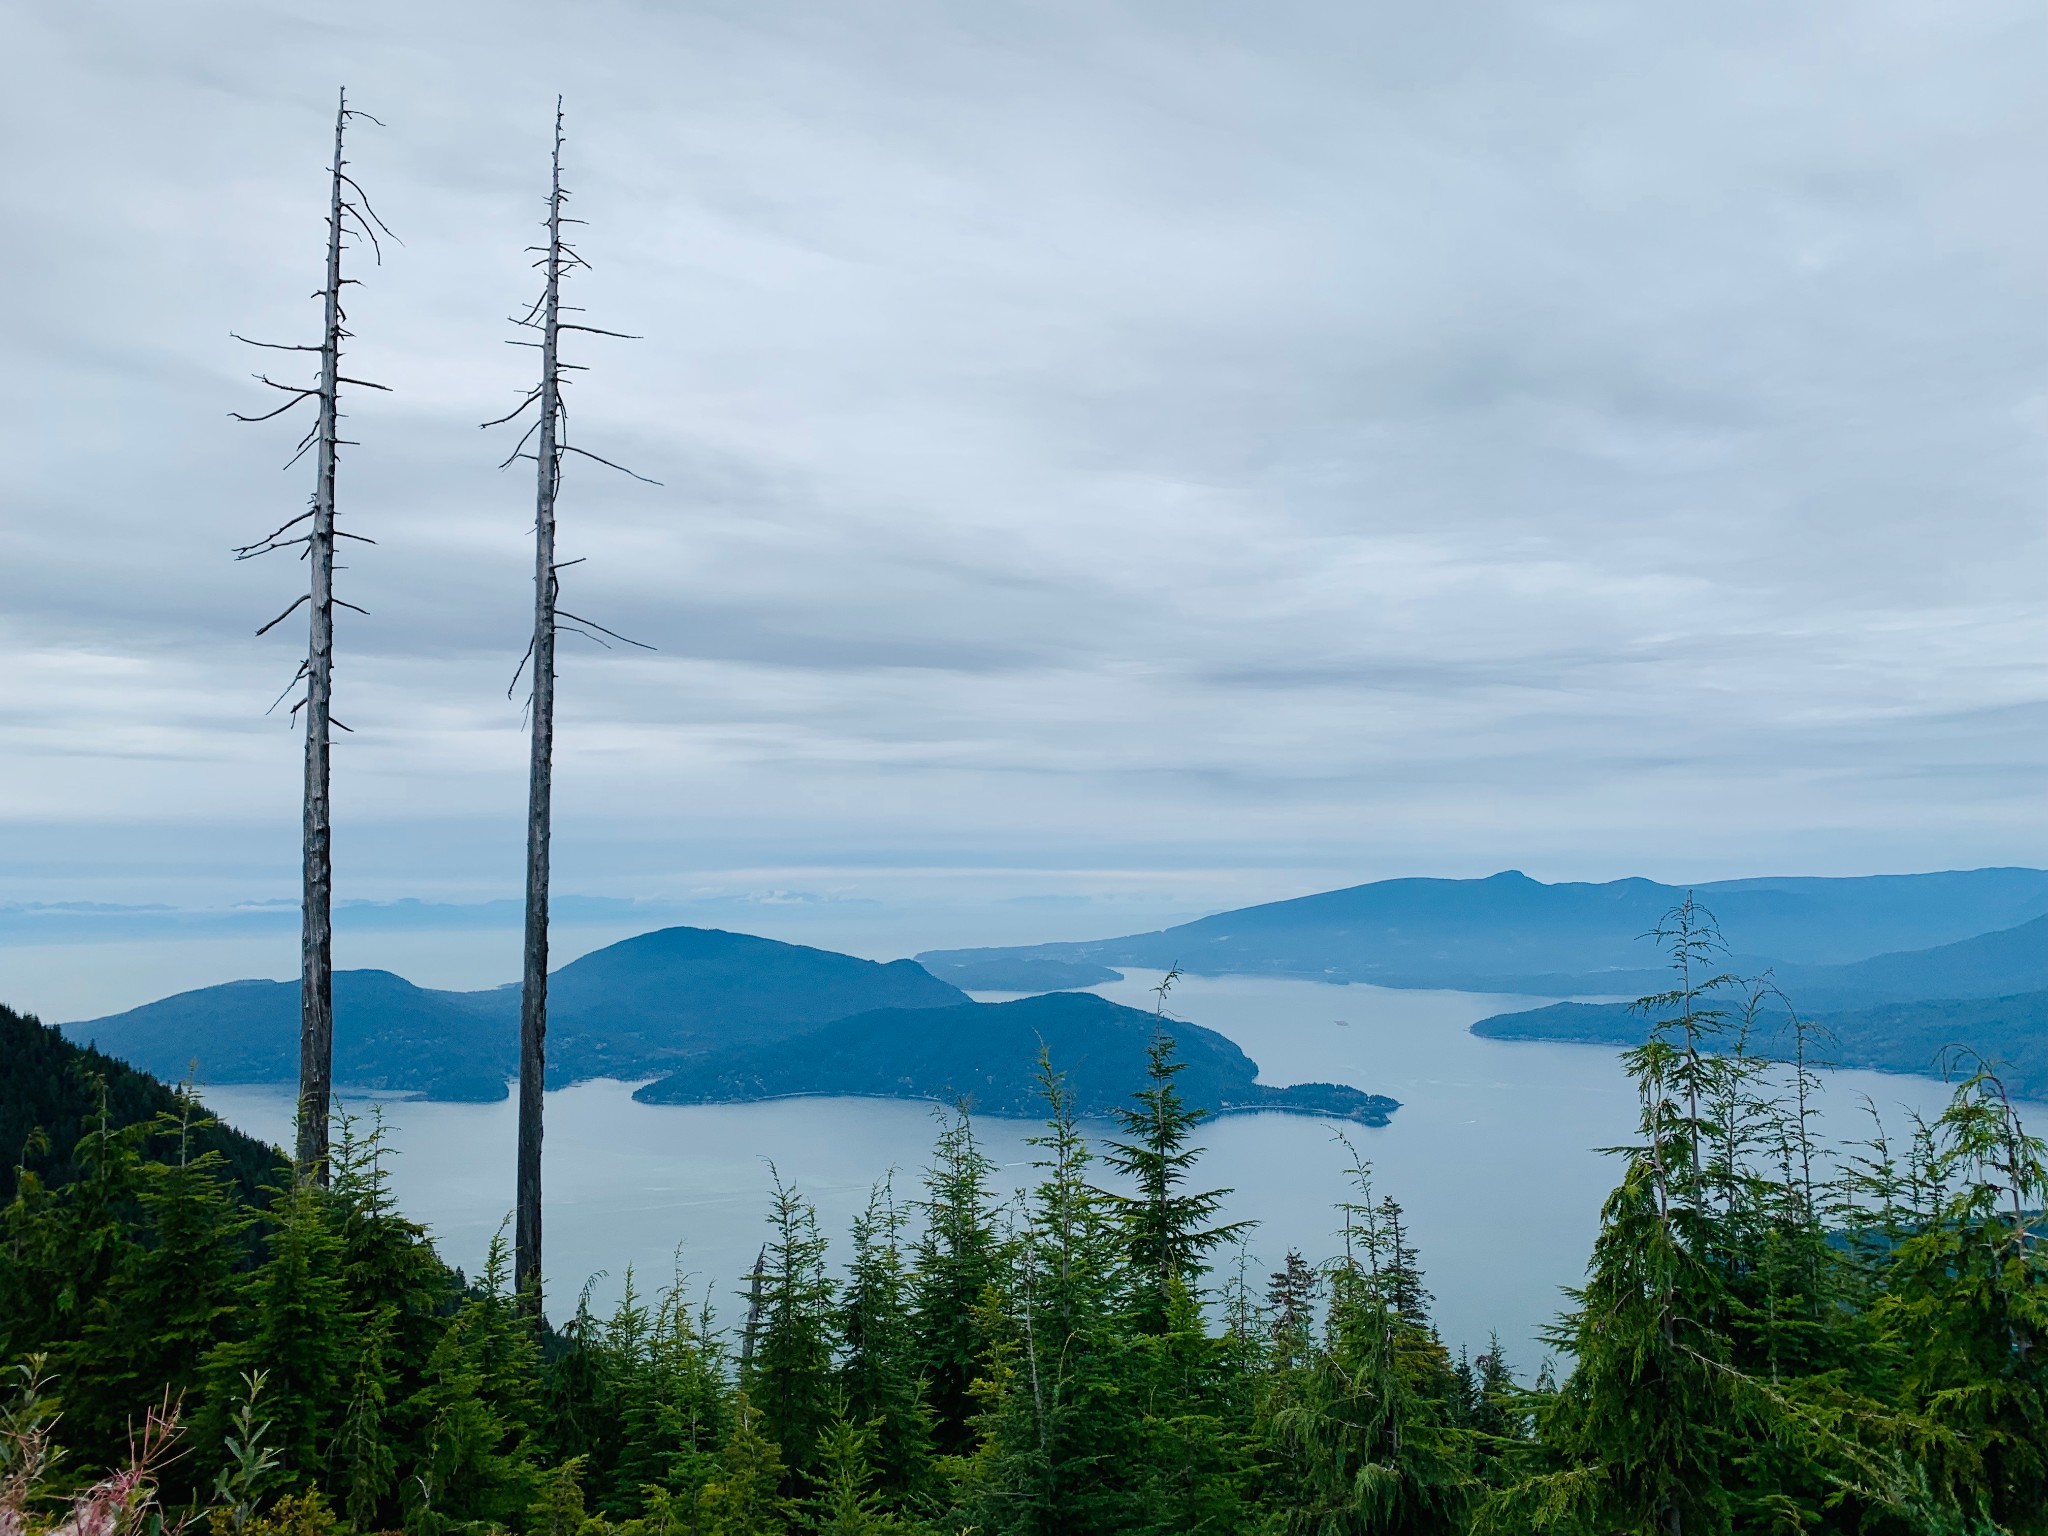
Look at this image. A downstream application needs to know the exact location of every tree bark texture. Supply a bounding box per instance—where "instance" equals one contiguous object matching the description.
[296,92,348,1183]
[515,102,567,1309]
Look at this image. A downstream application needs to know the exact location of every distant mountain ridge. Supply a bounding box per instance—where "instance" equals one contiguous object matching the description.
[1472,991,2048,1103]
[62,926,1398,1122]
[67,928,971,1102]
[918,868,2048,995]
[1757,915,2048,1010]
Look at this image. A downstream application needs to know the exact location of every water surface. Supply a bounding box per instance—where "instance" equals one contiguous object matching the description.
[202,970,2036,1369]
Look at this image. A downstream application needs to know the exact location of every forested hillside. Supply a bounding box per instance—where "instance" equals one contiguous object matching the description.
[0,1001,282,1202]
[4,909,2045,1535]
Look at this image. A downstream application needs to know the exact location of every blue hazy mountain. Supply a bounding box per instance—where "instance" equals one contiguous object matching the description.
[1472,990,2048,1102]
[68,970,513,1101]
[1468,914,2048,1095]
[66,927,970,1102]
[633,989,1398,1123]
[1470,913,2048,1087]
[917,868,2048,992]
[1757,915,2048,1009]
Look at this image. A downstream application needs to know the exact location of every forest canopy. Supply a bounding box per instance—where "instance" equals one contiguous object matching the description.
[3,905,2045,1535]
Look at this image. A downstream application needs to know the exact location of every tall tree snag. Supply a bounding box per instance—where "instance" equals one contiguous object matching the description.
[231,88,393,1185]
[486,99,654,1310]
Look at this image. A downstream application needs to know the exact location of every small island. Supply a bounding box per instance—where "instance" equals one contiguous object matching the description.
[635,989,1399,1123]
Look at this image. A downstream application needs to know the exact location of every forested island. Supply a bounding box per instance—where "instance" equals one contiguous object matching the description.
[632,989,1395,1123]
[4,905,2045,1535]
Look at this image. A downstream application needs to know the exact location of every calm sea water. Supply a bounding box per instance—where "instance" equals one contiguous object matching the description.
[200,970,2039,1370]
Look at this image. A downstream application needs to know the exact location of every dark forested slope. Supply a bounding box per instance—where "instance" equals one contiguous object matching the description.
[0,1000,284,1201]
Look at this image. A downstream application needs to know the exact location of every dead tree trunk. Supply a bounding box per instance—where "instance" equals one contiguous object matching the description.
[232,88,391,1186]
[515,108,566,1309]
[488,99,655,1311]
[298,99,346,1184]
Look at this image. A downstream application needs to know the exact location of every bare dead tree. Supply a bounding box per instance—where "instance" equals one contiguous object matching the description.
[231,88,393,1185]
[486,99,655,1310]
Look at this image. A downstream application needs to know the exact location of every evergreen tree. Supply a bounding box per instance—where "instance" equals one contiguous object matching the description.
[1872,1066,2048,1532]
[403,1235,540,1535]
[204,1178,353,1488]
[1260,1162,1474,1535]
[803,1414,909,1535]
[745,1172,837,1492]
[644,1276,733,1508]
[530,1454,599,1536]
[1,1083,141,1413]
[330,1306,399,1529]
[1125,1277,1254,1533]
[65,1121,249,1477]
[1101,1015,1250,1334]
[835,1182,934,1502]
[907,1109,1006,1456]
[959,1057,1137,1536]
[697,1392,792,1536]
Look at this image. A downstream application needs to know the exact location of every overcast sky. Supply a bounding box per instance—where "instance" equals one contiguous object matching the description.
[5,0,2046,974]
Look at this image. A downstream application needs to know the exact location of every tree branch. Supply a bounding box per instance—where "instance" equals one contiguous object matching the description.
[555,609,655,650]
[254,593,311,636]
[560,444,661,485]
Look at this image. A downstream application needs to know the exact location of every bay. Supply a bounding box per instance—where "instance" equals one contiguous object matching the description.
[200,968,2040,1370]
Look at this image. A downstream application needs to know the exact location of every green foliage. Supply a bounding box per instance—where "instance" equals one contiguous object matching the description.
[211,1369,283,1535]
[0,1002,283,1204]
[744,1172,838,1492]
[403,1233,541,1535]
[908,1108,1006,1459]
[697,1392,793,1535]
[204,1179,354,1487]
[836,1184,934,1502]
[1102,976,1252,1335]
[1259,1164,1475,1535]
[8,909,2048,1535]
[802,1414,911,1535]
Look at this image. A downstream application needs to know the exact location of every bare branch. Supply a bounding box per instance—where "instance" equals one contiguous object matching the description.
[555,609,655,650]
[480,388,545,429]
[264,661,311,716]
[231,333,320,352]
[254,593,311,636]
[337,173,400,242]
[559,444,661,484]
[233,509,317,555]
[230,395,316,425]
[495,418,544,469]
[506,633,537,699]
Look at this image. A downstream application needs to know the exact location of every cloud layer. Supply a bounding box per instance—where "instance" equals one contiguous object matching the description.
[5,0,2046,938]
